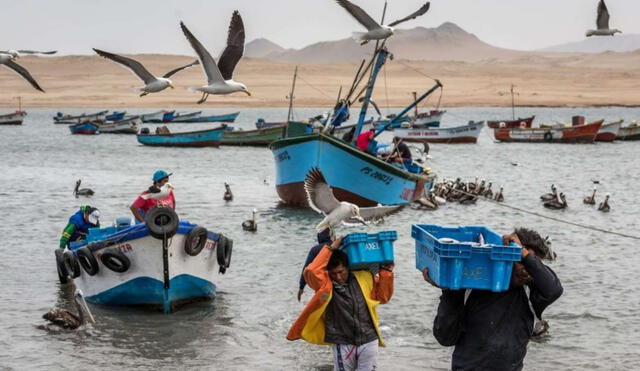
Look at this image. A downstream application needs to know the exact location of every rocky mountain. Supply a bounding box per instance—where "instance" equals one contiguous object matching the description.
[245,38,287,59]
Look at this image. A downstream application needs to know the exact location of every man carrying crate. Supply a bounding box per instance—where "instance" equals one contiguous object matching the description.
[425,228,563,371]
[287,236,394,370]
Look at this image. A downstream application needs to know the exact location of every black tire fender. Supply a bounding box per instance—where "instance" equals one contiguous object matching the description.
[184,226,208,256]
[544,131,553,142]
[145,207,179,239]
[100,248,131,273]
[216,235,233,274]
[77,246,99,276]
[55,249,69,284]
[63,249,81,279]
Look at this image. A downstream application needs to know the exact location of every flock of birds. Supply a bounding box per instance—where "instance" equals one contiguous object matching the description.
[540,184,611,212]
[4,0,622,101]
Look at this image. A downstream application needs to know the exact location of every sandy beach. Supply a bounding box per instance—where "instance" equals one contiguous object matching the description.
[1,52,639,108]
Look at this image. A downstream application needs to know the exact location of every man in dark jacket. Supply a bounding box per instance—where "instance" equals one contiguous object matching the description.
[426,228,563,371]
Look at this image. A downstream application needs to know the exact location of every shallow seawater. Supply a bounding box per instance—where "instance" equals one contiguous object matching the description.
[1,107,639,370]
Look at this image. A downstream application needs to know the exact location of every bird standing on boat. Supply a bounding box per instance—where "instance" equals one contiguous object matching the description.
[42,289,95,330]
[180,11,250,104]
[223,182,233,201]
[93,48,198,97]
[335,0,431,45]
[304,167,403,231]
[242,209,258,231]
[544,193,567,209]
[586,0,622,37]
[583,187,597,205]
[598,193,611,212]
[73,179,95,198]
[0,51,45,92]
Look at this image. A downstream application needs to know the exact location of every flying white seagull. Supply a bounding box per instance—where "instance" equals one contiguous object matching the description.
[335,0,431,45]
[586,0,622,37]
[0,51,45,92]
[180,10,250,104]
[93,48,198,97]
[304,167,403,231]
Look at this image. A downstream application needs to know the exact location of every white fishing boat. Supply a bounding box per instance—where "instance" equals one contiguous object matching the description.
[0,110,27,125]
[412,110,446,128]
[394,121,484,144]
[57,208,233,313]
[99,116,142,134]
[595,119,622,142]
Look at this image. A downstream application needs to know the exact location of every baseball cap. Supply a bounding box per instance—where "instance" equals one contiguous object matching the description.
[152,170,172,182]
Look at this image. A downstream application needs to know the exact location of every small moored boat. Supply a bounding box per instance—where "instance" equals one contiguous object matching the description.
[0,110,27,125]
[178,111,239,123]
[54,110,109,124]
[99,116,141,134]
[137,125,227,147]
[487,116,535,129]
[69,121,100,135]
[255,118,286,129]
[493,120,602,143]
[171,111,202,122]
[220,126,283,146]
[412,110,446,128]
[595,119,622,142]
[394,121,484,144]
[105,111,126,122]
[616,122,640,141]
[142,110,176,123]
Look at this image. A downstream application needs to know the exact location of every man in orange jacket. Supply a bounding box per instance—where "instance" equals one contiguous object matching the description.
[287,236,394,370]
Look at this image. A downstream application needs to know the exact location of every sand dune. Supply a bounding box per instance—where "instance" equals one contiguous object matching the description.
[1,51,639,108]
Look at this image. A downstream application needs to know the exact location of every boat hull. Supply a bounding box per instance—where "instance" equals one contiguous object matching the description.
[595,121,622,142]
[70,222,224,312]
[617,125,640,141]
[487,116,535,129]
[178,112,239,123]
[394,121,484,144]
[493,121,602,143]
[270,133,434,207]
[220,126,283,146]
[412,110,445,127]
[136,126,225,147]
[0,111,26,125]
[69,121,100,135]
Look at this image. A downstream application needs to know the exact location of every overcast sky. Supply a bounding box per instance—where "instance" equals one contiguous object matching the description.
[2,0,638,56]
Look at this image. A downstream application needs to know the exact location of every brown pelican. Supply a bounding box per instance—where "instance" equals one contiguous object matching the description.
[414,194,438,210]
[483,182,494,198]
[74,179,95,198]
[494,186,504,202]
[544,193,567,209]
[242,208,258,231]
[223,182,233,201]
[42,289,95,330]
[583,187,597,205]
[540,184,557,202]
[586,0,622,37]
[598,193,610,212]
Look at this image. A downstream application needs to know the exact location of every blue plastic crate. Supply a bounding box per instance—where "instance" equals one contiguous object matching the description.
[412,224,521,292]
[340,231,397,270]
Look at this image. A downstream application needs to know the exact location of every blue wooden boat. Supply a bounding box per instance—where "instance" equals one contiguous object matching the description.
[106,111,126,121]
[136,125,226,147]
[269,48,440,207]
[173,111,239,123]
[69,121,99,135]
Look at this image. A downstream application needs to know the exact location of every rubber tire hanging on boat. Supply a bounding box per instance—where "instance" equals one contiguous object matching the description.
[100,248,131,273]
[184,226,208,256]
[55,249,69,284]
[544,131,553,142]
[216,235,233,274]
[62,249,82,279]
[77,246,99,276]
[145,207,179,239]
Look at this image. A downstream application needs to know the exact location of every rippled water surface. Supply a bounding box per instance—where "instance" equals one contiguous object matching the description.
[1,107,639,370]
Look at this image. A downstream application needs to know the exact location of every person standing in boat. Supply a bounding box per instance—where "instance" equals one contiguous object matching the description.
[287,237,394,370]
[130,170,176,223]
[59,206,101,249]
[426,228,563,371]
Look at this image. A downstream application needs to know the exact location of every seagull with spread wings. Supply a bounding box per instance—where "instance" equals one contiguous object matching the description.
[586,0,622,37]
[335,0,430,45]
[93,48,198,97]
[0,51,45,92]
[180,10,250,104]
[304,167,403,231]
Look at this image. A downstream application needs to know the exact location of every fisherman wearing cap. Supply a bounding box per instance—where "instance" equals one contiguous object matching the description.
[59,205,100,249]
[130,170,176,223]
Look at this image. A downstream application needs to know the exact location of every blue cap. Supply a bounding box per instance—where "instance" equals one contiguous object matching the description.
[152,170,172,182]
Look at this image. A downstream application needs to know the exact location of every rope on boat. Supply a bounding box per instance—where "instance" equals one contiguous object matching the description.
[437,188,640,240]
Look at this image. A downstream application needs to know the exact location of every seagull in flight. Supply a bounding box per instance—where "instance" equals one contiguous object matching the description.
[93,49,198,97]
[0,51,45,92]
[586,0,622,37]
[0,49,57,57]
[304,167,403,231]
[334,0,431,45]
[180,10,250,104]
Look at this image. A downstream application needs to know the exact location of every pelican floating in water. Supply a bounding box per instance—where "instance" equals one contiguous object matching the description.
[586,0,622,37]
[42,289,95,330]
[180,11,250,104]
[544,193,567,209]
[141,183,174,200]
[0,51,45,92]
[93,48,198,97]
[242,209,257,231]
[540,184,558,202]
[74,179,94,198]
[335,0,431,45]
[598,193,610,212]
[494,186,505,202]
[583,187,597,205]
[304,167,403,231]
[223,182,233,201]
